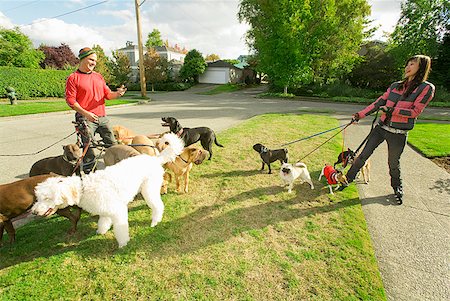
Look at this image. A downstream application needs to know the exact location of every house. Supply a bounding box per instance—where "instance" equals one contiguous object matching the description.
[116,41,187,82]
[198,59,257,85]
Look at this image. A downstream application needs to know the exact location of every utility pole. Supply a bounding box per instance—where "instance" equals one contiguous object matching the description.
[135,0,146,97]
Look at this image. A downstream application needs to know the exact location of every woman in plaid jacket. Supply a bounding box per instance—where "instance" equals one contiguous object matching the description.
[343,55,435,204]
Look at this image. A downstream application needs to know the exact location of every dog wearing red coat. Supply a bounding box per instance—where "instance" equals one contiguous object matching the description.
[318,164,348,194]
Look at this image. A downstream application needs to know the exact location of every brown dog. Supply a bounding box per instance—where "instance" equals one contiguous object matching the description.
[103,145,141,166]
[29,144,82,177]
[113,125,135,145]
[0,174,81,246]
[131,135,159,156]
[163,146,209,194]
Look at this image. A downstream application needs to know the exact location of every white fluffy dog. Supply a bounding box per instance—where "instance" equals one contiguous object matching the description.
[32,133,184,248]
[279,162,314,193]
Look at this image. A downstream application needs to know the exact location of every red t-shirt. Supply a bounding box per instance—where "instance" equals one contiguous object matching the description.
[65,70,111,116]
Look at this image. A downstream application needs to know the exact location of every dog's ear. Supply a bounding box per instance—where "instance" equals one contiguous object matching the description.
[174,120,182,133]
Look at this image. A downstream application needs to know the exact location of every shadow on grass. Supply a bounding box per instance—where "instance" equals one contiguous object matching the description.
[0,190,360,269]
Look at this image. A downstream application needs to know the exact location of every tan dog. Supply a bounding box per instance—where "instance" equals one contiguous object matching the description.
[163,146,209,193]
[357,159,371,184]
[0,174,81,246]
[29,143,82,176]
[103,145,141,167]
[132,135,159,156]
[113,125,135,145]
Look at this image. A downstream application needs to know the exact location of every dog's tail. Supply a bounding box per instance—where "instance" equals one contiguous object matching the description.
[294,162,307,169]
[214,135,224,148]
[157,133,185,164]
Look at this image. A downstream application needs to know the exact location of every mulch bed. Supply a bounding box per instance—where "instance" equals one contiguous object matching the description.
[431,157,450,173]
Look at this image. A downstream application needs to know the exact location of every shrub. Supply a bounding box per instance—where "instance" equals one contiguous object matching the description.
[0,66,72,99]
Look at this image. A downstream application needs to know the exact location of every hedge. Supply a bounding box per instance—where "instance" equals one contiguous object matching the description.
[0,66,73,99]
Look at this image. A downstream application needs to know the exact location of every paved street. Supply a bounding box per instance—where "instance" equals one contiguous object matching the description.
[1,85,449,300]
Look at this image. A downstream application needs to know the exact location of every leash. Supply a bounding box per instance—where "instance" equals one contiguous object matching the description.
[281,123,351,147]
[298,121,354,161]
[353,110,380,155]
[0,131,77,157]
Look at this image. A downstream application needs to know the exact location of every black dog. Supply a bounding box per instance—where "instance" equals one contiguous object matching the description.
[253,143,288,174]
[161,117,223,160]
[334,148,356,168]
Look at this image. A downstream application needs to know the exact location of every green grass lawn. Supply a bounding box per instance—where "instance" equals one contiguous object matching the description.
[0,98,139,117]
[0,114,386,300]
[408,123,450,157]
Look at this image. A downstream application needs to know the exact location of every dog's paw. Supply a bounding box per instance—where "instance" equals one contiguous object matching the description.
[118,240,130,248]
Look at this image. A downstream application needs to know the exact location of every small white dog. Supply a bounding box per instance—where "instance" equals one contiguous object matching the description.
[279,162,314,193]
[32,133,184,248]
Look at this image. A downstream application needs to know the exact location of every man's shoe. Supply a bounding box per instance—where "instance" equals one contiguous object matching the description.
[394,187,403,205]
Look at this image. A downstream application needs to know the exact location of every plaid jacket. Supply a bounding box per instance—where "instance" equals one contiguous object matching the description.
[358,81,435,130]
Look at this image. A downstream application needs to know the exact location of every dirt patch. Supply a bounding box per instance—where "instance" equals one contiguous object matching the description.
[431,156,450,173]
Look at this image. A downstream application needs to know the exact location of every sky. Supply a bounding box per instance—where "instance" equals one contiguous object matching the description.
[0,0,403,59]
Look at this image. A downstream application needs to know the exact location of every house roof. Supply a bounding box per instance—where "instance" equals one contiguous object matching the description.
[207,60,242,69]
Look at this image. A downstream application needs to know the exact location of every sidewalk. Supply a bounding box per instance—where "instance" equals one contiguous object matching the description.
[339,116,450,301]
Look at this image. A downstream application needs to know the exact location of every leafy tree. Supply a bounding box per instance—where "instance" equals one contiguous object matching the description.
[179,49,207,83]
[223,59,239,65]
[39,43,78,69]
[92,44,112,84]
[388,0,450,69]
[238,0,371,93]
[108,50,132,88]
[0,27,44,68]
[431,27,450,90]
[143,48,169,91]
[145,28,163,48]
[205,53,220,61]
[347,41,397,90]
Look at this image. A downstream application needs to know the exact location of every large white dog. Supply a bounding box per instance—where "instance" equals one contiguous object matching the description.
[32,133,184,248]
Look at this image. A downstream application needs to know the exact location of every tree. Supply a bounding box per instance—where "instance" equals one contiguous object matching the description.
[388,0,450,69]
[108,50,132,88]
[347,41,397,90]
[432,27,450,90]
[0,27,44,68]
[179,49,207,83]
[238,0,371,93]
[205,53,220,62]
[39,43,78,69]
[145,28,163,49]
[92,45,112,84]
[143,48,169,91]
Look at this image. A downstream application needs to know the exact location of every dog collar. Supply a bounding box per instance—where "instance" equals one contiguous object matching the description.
[178,154,189,163]
[62,154,78,165]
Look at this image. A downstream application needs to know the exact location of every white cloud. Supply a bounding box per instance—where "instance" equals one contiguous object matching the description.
[368,0,402,40]
[21,18,114,56]
[0,11,14,29]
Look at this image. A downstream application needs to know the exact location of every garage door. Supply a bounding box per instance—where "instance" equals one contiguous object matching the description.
[199,69,228,84]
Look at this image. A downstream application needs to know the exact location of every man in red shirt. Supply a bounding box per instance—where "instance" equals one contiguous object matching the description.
[66,47,127,173]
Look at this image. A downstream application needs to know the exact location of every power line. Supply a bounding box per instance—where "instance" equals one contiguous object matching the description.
[19,0,110,28]
[3,0,40,12]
